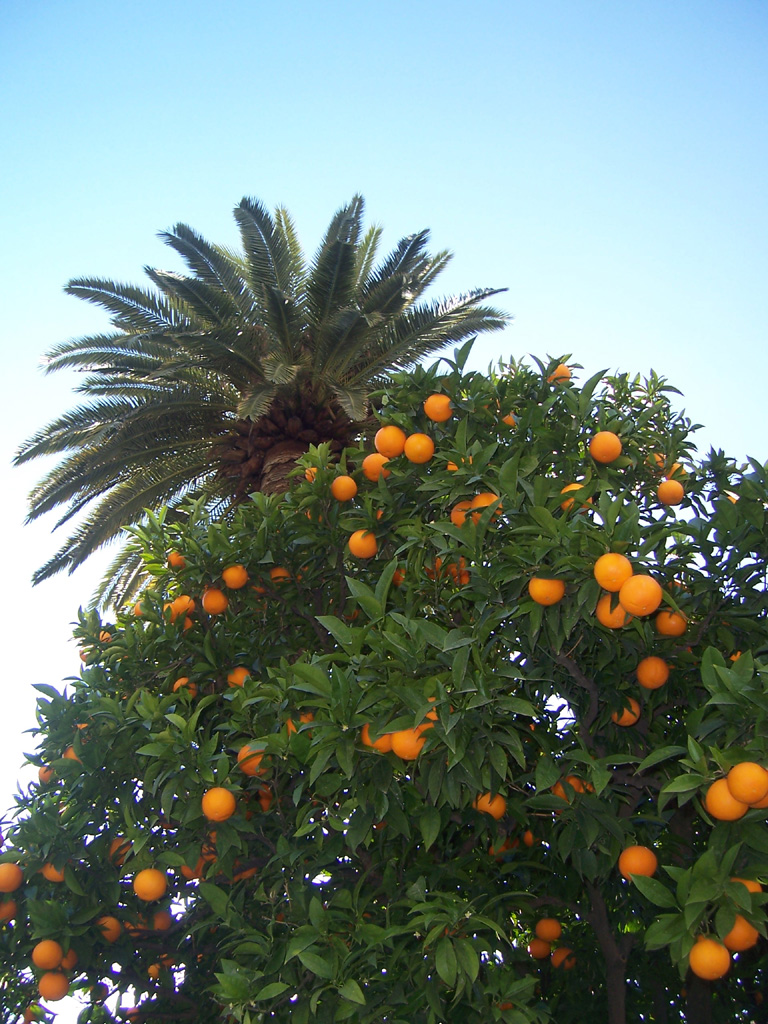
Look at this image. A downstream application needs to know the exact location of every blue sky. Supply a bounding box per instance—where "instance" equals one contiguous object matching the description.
[1,1,767,1017]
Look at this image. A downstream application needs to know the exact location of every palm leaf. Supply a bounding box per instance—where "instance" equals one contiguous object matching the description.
[160,224,255,318]
[65,279,188,333]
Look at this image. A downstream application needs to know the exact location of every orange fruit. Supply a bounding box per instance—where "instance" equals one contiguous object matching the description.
[704,779,748,821]
[501,412,516,427]
[38,765,54,784]
[32,939,64,969]
[152,909,173,931]
[348,529,378,558]
[619,575,663,616]
[168,594,195,621]
[593,553,633,592]
[41,863,65,883]
[522,830,535,847]
[109,837,131,865]
[535,918,562,942]
[237,743,266,776]
[423,394,453,422]
[560,482,591,511]
[202,787,237,822]
[689,937,731,980]
[0,863,23,892]
[37,972,69,1002]
[202,588,228,614]
[618,845,658,880]
[611,698,641,727]
[658,479,684,505]
[98,630,112,642]
[173,676,198,696]
[636,656,669,690]
[589,430,622,464]
[723,914,759,952]
[361,724,393,753]
[227,667,250,688]
[96,915,122,942]
[148,963,161,980]
[390,728,426,759]
[62,745,81,763]
[655,610,687,636]
[470,491,502,523]
[551,776,584,802]
[362,453,391,481]
[60,948,78,970]
[0,899,17,922]
[392,567,406,586]
[595,593,632,629]
[331,475,358,501]
[528,938,551,959]
[222,564,249,589]
[133,868,167,902]
[450,500,473,527]
[547,364,571,384]
[375,425,407,457]
[304,466,318,482]
[403,432,435,464]
[550,946,576,969]
[472,792,507,819]
[528,578,565,606]
[726,762,768,805]
[269,566,291,583]
[286,711,315,735]
[167,550,186,569]
[731,877,763,893]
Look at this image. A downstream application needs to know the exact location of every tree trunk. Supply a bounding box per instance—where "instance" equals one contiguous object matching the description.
[686,975,714,1024]
[587,883,634,1024]
[257,439,309,496]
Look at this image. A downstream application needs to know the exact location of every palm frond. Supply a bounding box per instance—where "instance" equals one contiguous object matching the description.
[160,223,256,318]
[236,383,278,421]
[95,541,147,611]
[144,269,238,326]
[235,198,303,298]
[43,332,177,374]
[65,279,189,333]
[353,225,382,289]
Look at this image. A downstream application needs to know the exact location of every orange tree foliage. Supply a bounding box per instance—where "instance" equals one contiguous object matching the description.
[2,348,768,1024]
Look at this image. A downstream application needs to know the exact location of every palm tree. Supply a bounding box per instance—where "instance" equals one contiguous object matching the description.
[16,195,509,603]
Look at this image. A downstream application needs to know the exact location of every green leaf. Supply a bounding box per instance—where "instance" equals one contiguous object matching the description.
[338,978,366,1005]
[254,982,290,1000]
[435,937,457,988]
[637,745,687,772]
[454,938,479,983]
[535,755,560,792]
[631,874,678,908]
[298,949,336,979]
[419,806,441,851]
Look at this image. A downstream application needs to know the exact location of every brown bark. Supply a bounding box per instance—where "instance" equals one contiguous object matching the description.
[255,439,309,495]
[686,975,714,1023]
[587,882,635,1024]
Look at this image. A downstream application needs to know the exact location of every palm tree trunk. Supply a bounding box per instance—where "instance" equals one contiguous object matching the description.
[258,439,309,495]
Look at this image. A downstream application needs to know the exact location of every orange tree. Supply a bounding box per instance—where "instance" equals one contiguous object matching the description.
[2,346,768,1024]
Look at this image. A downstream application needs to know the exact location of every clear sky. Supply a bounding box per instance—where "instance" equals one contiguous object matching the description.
[1,1,766,1018]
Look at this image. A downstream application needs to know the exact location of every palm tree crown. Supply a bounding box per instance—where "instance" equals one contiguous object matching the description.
[16,194,509,602]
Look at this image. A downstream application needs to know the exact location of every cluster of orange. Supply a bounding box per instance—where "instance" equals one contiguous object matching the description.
[527,917,575,969]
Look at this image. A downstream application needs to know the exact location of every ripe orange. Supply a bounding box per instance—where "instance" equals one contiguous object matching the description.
[202,787,237,822]
[423,394,453,422]
[269,566,291,583]
[38,765,54,784]
[551,946,576,969]
[470,491,502,523]
[62,745,81,763]
[450,500,473,527]
[726,762,768,805]
[38,972,69,1002]
[331,475,358,501]
[611,698,641,727]
[655,610,687,637]
[596,593,633,629]
[167,550,186,569]
[109,837,131,866]
[133,868,167,902]
[32,939,63,969]
[236,742,266,776]
[501,412,516,427]
[152,909,173,931]
[593,553,633,592]
[202,588,228,614]
[528,578,565,606]
[403,432,435,464]
[304,466,318,482]
[227,667,250,688]
[637,656,669,690]
[375,425,407,457]
[286,711,315,735]
[560,482,592,511]
[522,830,535,847]
[222,564,249,589]
[173,676,198,697]
[618,845,658,880]
[731,877,763,893]
[0,863,23,892]
[41,863,65,883]
[360,724,393,752]
[0,899,17,922]
[547,364,571,384]
[168,594,195,621]
[619,575,663,617]
[535,918,562,942]
[96,915,122,942]
[658,479,684,505]
[348,529,378,559]
[689,937,731,980]
[390,728,426,759]
[472,792,507,819]
[552,776,584,802]
[60,948,78,970]
[723,914,759,952]
[362,453,391,481]
[528,938,551,959]
[704,779,748,821]
[589,430,622,464]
